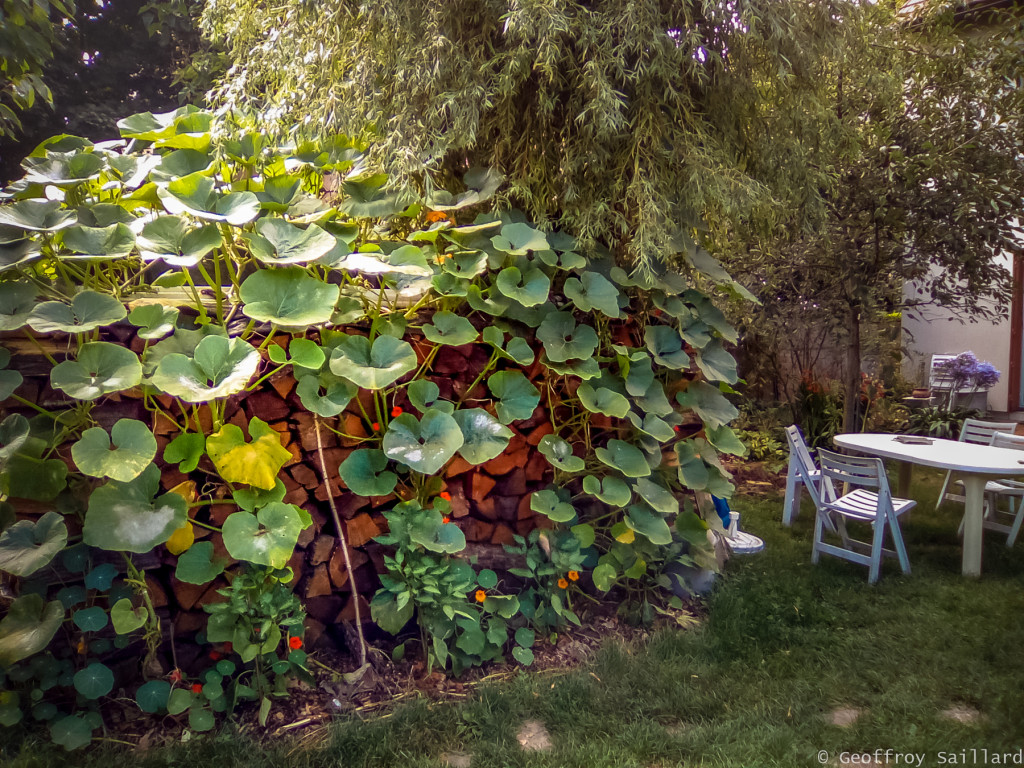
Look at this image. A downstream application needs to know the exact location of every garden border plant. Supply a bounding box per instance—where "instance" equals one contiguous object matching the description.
[0,106,746,748]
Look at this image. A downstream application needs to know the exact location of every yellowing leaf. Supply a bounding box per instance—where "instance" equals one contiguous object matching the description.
[165,521,194,555]
[167,480,196,504]
[205,417,290,490]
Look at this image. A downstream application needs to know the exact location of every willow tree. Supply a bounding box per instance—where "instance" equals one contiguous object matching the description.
[200,0,845,280]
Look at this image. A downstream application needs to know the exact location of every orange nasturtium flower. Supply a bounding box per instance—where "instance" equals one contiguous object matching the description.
[474,589,487,603]
[567,570,580,582]
[442,516,451,524]
[288,636,303,650]
[191,683,204,694]
[439,491,452,502]
[371,422,381,431]
[557,578,569,589]
[391,406,403,417]
[426,210,449,223]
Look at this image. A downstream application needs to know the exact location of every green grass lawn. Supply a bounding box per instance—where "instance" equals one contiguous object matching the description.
[5,467,1024,767]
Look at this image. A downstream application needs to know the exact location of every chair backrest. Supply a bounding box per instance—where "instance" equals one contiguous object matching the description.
[785,425,817,475]
[991,431,1024,451]
[960,418,1017,446]
[930,354,977,394]
[816,448,891,508]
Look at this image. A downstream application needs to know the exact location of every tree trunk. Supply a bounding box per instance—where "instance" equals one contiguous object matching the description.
[843,305,862,434]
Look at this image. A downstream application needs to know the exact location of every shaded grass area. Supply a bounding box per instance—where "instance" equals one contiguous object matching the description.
[5,467,1024,767]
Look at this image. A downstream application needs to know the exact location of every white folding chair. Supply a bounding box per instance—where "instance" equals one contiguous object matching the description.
[807,448,915,584]
[953,431,1024,547]
[783,425,821,526]
[936,418,1016,507]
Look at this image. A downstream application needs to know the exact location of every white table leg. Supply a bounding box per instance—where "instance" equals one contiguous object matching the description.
[961,474,987,578]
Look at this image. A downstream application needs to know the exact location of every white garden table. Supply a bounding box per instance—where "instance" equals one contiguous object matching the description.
[833,433,1024,577]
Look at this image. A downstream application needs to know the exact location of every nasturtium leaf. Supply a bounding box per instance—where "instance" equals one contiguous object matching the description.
[530,490,576,523]
[340,173,410,218]
[190,707,216,732]
[157,173,260,225]
[49,714,93,750]
[287,338,325,370]
[232,478,286,512]
[73,663,114,700]
[72,419,156,482]
[84,562,118,591]
[329,334,417,390]
[439,249,488,278]
[595,440,651,478]
[633,477,678,516]
[338,450,398,497]
[541,355,602,380]
[632,413,676,442]
[512,646,535,666]
[0,237,41,273]
[0,282,37,330]
[0,200,76,232]
[165,521,194,555]
[465,285,510,316]
[136,680,171,713]
[382,411,464,475]
[76,203,134,228]
[675,381,738,430]
[536,249,586,270]
[582,475,631,507]
[206,417,291,491]
[240,266,340,327]
[151,335,259,402]
[50,342,142,400]
[504,337,535,366]
[636,378,674,416]
[408,380,441,412]
[432,272,470,297]
[28,290,126,334]
[564,272,621,317]
[370,593,414,636]
[151,148,214,181]
[491,222,549,255]
[537,434,584,472]
[0,595,64,666]
[127,304,179,340]
[685,289,738,343]
[23,150,104,185]
[674,440,710,490]
[256,174,303,211]
[110,599,148,635]
[487,371,540,425]
[61,223,135,259]
[536,312,599,363]
[695,340,739,384]
[592,561,618,592]
[571,523,596,548]
[456,626,486,655]
[423,311,478,345]
[56,586,87,610]
[679,316,712,350]
[175,540,227,584]
[0,511,67,577]
[295,370,357,417]
[644,326,690,369]
[83,464,188,552]
[166,688,193,716]
[137,216,222,266]
[452,409,513,464]
[477,569,498,589]
[164,432,205,472]
[249,218,337,264]
[222,502,307,568]
[0,348,20,401]
[577,382,630,418]
[338,245,432,277]
[705,425,748,456]
[494,266,550,307]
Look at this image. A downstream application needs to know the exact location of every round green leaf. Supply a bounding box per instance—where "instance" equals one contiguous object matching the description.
[625,504,673,545]
[61,223,135,259]
[136,680,171,714]
[73,606,108,633]
[466,284,510,316]
[50,342,142,400]
[84,563,118,590]
[644,326,690,370]
[295,370,357,417]
[452,408,513,465]
[564,272,622,317]
[592,562,617,592]
[490,223,549,255]
[206,417,291,490]
[487,371,540,425]
[423,311,478,345]
[477,569,498,589]
[72,419,156,482]
[494,266,550,307]
[164,432,205,472]
[582,475,632,507]
[537,434,584,472]
[695,340,739,384]
[24,150,104,185]
[514,627,535,647]
[150,335,259,402]
[705,424,747,457]
[595,440,651,478]
[577,382,630,418]
[137,216,222,266]
[175,540,228,584]
[329,334,417,390]
[571,523,596,548]
[127,304,179,340]
[110,598,148,635]
[511,646,535,666]
[530,490,576,523]
[232,478,286,512]
[222,502,306,568]
[49,714,93,750]
[633,477,678,516]
[73,663,114,700]
[542,354,601,379]
[0,282,37,331]
[536,312,599,363]
[338,245,432,277]
[239,267,340,327]
[0,595,64,666]
[249,218,337,264]
[0,200,76,232]
[0,510,67,577]
[382,410,464,475]
[83,464,188,552]
[28,291,126,333]
[339,449,398,496]
[408,379,442,412]
[675,381,739,430]
[167,688,193,716]
[288,338,326,369]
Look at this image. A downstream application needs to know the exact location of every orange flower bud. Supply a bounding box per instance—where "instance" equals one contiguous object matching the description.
[475,589,487,603]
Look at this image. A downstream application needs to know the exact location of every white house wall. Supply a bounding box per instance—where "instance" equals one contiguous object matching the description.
[902,251,1013,412]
